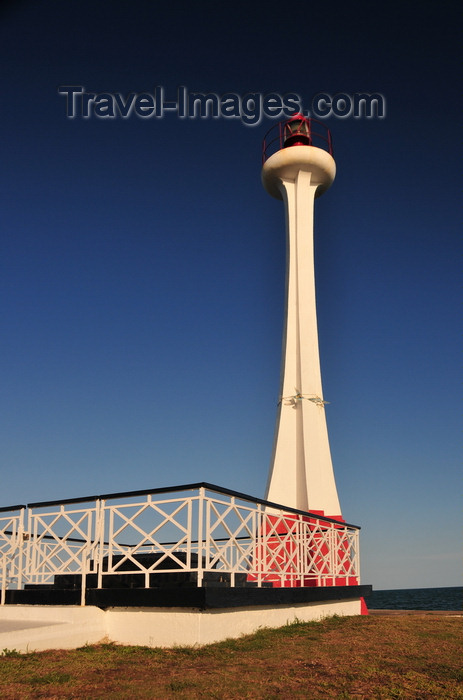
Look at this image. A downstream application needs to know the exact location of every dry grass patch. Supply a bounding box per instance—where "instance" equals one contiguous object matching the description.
[0,614,462,699]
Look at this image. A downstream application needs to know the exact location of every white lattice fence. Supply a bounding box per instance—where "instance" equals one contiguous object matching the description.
[0,510,24,603]
[0,484,360,603]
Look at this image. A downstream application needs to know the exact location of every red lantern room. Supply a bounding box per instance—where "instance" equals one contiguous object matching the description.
[283,113,312,148]
[262,115,332,165]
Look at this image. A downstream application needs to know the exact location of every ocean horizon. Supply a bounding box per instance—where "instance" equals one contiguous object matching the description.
[367,586,462,611]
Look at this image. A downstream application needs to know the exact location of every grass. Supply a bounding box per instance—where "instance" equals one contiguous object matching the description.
[0,614,462,698]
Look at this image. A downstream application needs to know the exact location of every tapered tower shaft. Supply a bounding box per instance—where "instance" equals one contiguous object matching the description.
[262,122,341,519]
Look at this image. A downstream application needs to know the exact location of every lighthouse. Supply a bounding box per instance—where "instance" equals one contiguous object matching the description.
[262,115,342,521]
[0,113,369,645]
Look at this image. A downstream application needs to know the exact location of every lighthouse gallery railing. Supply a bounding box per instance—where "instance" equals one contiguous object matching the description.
[0,483,360,605]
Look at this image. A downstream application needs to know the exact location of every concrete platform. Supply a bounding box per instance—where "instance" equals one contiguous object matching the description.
[0,605,107,653]
[0,586,370,653]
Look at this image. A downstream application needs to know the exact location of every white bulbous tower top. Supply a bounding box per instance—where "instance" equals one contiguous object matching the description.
[261,115,336,199]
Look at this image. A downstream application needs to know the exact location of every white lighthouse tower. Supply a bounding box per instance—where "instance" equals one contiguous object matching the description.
[262,115,342,521]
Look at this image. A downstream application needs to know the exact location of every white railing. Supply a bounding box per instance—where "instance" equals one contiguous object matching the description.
[0,508,25,604]
[0,483,360,605]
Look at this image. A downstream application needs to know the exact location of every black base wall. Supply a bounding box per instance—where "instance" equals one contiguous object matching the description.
[6,584,372,610]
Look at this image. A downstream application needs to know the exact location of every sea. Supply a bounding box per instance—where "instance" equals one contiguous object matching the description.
[366,586,462,611]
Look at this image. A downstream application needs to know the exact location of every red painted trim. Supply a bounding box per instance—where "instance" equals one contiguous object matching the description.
[248,511,359,588]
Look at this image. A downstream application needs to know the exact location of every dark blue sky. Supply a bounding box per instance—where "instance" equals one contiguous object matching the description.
[0,1,460,589]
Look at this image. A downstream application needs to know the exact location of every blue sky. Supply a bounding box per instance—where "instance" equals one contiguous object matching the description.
[0,1,460,590]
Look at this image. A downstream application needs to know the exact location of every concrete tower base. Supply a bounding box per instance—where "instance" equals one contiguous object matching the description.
[0,586,370,652]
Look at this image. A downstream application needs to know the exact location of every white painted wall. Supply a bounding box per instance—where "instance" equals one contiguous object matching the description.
[0,598,362,653]
[106,599,361,648]
[0,605,106,653]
